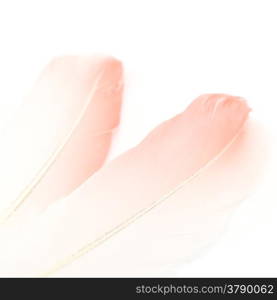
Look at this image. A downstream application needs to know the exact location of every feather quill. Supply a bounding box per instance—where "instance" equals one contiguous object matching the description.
[0,94,265,276]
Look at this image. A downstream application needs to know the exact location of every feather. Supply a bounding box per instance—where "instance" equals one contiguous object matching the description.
[56,119,267,277]
[0,56,123,224]
[0,94,265,277]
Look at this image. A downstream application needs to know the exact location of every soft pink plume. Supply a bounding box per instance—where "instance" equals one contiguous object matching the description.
[0,56,123,223]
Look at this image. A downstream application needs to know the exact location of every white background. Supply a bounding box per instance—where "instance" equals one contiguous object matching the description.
[0,0,276,276]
